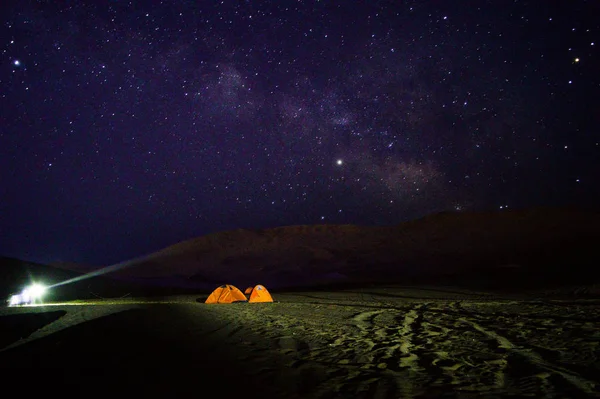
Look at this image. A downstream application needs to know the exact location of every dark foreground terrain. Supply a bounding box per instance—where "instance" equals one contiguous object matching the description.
[1,286,599,398]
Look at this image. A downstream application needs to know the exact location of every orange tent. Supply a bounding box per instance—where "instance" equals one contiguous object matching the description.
[246,284,274,303]
[205,284,248,304]
[244,287,253,295]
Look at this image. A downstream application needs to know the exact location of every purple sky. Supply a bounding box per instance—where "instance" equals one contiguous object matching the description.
[1,1,598,266]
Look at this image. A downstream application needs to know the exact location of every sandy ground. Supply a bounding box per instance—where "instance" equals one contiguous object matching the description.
[0,286,599,398]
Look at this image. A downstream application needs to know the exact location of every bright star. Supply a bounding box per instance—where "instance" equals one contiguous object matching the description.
[13,60,20,66]
[336,159,343,166]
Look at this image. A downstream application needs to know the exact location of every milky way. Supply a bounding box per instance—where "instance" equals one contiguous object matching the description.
[1,1,598,265]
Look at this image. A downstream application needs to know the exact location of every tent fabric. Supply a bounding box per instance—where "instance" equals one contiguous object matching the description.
[247,284,274,303]
[205,284,248,304]
[244,287,253,295]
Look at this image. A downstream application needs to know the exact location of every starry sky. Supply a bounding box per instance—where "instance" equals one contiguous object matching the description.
[1,1,599,266]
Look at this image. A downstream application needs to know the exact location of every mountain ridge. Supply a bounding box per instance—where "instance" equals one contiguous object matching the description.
[88,206,600,289]
[4,206,598,293]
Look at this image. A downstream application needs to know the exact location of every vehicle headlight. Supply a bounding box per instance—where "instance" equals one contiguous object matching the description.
[27,283,46,299]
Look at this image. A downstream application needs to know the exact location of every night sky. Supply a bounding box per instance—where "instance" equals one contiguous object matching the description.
[1,1,598,266]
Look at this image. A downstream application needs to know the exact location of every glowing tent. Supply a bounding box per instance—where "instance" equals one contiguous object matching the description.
[244,287,253,295]
[205,284,248,304]
[246,284,274,303]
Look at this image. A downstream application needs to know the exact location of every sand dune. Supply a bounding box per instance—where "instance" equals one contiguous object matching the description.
[70,207,600,291]
[6,207,598,300]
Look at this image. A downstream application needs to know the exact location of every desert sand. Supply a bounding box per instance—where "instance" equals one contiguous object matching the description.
[1,286,599,398]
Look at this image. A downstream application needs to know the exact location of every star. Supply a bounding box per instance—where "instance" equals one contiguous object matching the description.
[0,0,597,268]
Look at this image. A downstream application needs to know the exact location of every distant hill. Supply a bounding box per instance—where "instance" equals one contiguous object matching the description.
[73,206,600,291]
[48,261,96,274]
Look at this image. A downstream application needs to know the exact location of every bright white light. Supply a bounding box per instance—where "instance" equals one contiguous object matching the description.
[9,294,22,306]
[21,289,31,303]
[13,60,20,66]
[27,283,46,299]
[336,159,343,165]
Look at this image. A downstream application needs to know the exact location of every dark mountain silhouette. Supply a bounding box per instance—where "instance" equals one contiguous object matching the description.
[3,207,598,299]
[86,206,600,291]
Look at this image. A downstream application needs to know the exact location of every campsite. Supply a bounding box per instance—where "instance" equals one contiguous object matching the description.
[2,0,599,396]
[1,286,599,398]
[0,209,600,399]
[1,207,600,398]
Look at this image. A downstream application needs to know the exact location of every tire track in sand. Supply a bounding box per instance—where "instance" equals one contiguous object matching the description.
[398,306,419,358]
[391,304,430,399]
[349,305,424,363]
[349,304,430,398]
[459,317,597,395]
